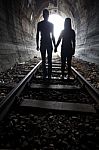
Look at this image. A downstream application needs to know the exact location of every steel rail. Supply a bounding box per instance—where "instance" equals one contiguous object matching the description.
[0,61,42,121]
[71,66,99,105]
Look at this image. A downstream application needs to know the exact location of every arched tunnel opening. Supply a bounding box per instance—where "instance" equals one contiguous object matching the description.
[0,0,99,72]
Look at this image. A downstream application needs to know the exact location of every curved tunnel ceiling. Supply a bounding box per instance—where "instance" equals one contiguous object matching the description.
[0,0,99,72]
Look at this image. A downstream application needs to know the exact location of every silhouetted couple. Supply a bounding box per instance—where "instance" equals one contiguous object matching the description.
[36,9,75,80]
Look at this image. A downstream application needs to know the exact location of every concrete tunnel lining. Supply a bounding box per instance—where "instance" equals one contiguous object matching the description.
[0,0,99,72]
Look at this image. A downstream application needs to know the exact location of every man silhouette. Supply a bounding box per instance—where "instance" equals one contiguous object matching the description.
[55,18,75,79]
[36,9,55,79]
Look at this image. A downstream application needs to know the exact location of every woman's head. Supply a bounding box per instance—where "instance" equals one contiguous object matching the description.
[64,18,71,30]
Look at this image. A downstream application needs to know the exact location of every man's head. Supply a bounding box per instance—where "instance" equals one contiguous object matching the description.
[43,9,49,21]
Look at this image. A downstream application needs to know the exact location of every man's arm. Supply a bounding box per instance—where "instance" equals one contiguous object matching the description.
[36,23,39,50]
[52,24,55,47]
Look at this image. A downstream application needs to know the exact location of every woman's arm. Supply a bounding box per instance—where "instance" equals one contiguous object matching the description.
[36,23,40,50]
[72,30,76,55]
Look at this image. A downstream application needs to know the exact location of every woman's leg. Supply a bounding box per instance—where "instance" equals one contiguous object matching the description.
[61,51,66,78]
[67,56,72,78]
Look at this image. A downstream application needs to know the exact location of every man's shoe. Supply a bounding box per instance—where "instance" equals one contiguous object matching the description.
[60,75,64,80]
[66,75,70,80]
[48,75,51,80]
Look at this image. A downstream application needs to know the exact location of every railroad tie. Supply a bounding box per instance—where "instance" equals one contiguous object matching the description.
[20,99,96,113]
[30,83,80,90]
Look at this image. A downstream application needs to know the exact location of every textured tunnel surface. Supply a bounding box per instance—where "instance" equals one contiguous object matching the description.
[0,0,99,72]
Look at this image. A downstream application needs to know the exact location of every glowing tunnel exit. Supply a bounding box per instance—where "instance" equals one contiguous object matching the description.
[49,14,64,40]
[49,14,64,53]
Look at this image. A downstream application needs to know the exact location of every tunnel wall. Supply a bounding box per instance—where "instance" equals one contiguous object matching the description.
[29,0,99,65]
[74,0,99,64]
[0,0,37,72]
[58,0,99,64]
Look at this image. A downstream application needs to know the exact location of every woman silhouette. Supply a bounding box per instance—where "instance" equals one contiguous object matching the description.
[55,18,75,79]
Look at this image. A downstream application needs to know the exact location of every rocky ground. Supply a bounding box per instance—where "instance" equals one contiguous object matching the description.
[0,110,99,150]
[72,57,99,90]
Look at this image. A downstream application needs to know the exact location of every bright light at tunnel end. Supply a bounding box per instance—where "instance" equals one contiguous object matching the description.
[49,14,64,55]
[49,14,64,41]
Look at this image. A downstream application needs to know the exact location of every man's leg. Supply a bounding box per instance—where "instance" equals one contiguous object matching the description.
[47,48,52,79]
[67,56,72,78]
[40,49,47,79]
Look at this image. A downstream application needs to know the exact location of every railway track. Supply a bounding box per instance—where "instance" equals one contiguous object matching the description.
[0,59,39,98]
[0,58,99,149]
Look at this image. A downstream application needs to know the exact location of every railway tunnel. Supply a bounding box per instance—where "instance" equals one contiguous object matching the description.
[0,0,99,73]
[0,0,99,149]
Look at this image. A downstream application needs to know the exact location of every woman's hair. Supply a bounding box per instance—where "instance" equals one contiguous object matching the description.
[64,18,71,29]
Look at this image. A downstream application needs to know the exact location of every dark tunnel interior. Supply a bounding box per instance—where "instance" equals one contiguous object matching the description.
[0,0,99,72]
